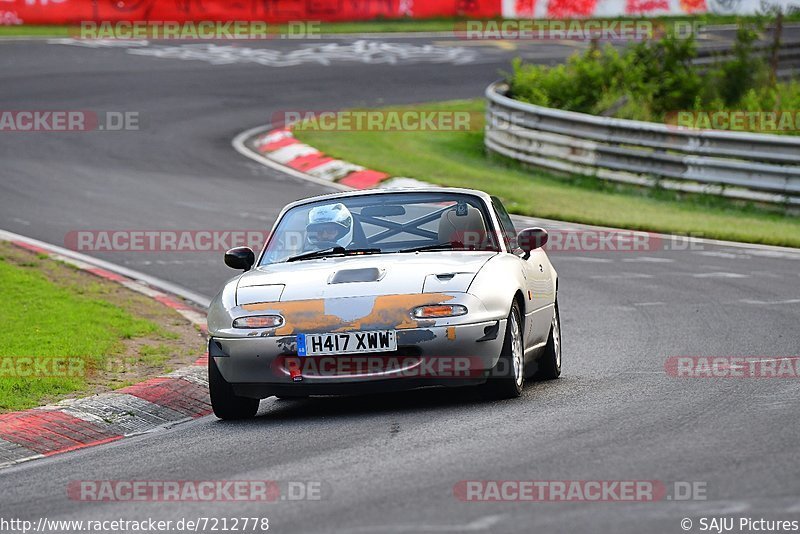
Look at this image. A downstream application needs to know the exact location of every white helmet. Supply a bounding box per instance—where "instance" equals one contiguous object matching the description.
[306,203,353,249]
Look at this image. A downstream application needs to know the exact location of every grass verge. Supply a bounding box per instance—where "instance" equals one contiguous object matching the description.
[0,241,205,412]
[293,99,800,247]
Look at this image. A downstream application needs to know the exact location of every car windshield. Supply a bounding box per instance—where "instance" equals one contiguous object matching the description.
[260,192,499,265]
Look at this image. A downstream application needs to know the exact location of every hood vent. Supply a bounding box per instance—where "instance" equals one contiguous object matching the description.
[329,268,385,284]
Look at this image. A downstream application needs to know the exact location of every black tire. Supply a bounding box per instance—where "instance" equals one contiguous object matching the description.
[532,300,561,381]
[480,301,525,399]
[209,355,259,420]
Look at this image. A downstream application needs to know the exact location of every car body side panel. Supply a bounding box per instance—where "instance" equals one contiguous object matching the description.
[467,251,557,357]
[524,248,557,349]
[468,252,528,340]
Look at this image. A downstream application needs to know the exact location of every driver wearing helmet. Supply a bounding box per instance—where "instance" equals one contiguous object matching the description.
[305,203,354,250]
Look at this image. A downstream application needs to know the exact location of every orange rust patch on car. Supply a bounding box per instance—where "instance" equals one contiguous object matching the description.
[240,294,455,335]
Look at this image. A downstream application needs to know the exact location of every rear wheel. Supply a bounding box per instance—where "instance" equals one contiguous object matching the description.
[480,301,524,399]
[209,356,259,420]
[532,301,561,380]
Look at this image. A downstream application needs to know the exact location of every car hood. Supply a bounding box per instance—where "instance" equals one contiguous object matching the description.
[235,251,497,305]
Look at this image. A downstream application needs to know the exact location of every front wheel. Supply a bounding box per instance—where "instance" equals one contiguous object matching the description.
[532,301,561,380]
[209,356,259,420]
[480,301,525,399]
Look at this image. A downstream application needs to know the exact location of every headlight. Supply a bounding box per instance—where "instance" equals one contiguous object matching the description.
[233,315,284,329]
[412,304,468,318]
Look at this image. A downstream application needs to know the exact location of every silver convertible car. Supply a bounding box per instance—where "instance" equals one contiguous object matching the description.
[207,188,560,419]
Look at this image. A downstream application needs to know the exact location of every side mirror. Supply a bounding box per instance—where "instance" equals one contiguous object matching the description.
[225,247,255,271]
[517,227,548,256]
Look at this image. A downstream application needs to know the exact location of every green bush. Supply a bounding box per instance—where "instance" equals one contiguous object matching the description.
[508,20,797,132]
[702,25,771,106]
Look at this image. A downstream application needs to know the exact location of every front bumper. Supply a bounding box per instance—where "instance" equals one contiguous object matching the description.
[210,320,506,398]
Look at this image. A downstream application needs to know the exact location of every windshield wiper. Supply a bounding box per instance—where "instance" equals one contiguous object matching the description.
[396,242,456,254]
[285,247,381,263]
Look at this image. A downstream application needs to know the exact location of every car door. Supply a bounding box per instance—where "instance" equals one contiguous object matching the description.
[491,197,553,350]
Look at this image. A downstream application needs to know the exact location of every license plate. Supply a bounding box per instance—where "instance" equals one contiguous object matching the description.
[297,331,397,357]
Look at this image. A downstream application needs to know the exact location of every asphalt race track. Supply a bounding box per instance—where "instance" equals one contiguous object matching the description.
[1,32,799,533]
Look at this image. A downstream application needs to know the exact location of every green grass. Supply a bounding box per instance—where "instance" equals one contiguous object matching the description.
[0,255,159,411]
[3,13,798,38]
[0,25,71,37]
[136,344,174,367]
[293,99,800,247]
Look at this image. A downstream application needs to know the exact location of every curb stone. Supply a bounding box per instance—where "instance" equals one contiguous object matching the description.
[0,234,211,469]
[248,126,431,190]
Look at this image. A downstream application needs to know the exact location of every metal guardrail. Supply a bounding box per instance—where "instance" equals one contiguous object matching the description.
[694,39,800,79]
[485,80,800,206]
